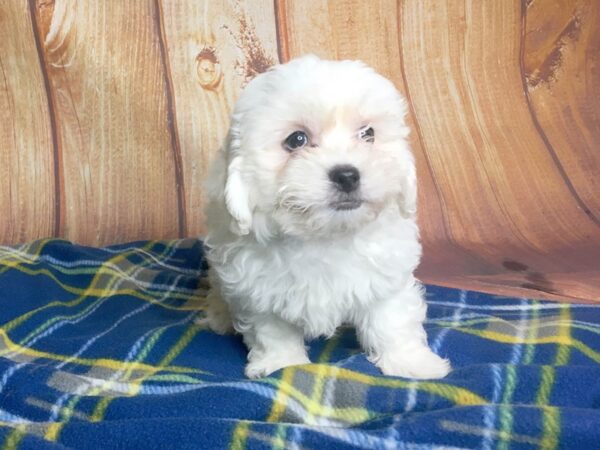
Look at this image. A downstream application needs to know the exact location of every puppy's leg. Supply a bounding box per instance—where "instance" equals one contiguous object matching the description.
[356,282,450,379]
[196,289,235,335]
[243,315,310,378]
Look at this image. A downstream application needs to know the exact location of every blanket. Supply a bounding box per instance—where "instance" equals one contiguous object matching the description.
[0,239,599,449]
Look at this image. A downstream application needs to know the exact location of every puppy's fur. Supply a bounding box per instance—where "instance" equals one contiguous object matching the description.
[202,55,450,379]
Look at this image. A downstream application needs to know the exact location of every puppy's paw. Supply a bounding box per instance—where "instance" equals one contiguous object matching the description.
[195,294,234,335]
[375,347,450,380]
[195,310,234,335]
[195,314,234,335]
[245,352,310,379]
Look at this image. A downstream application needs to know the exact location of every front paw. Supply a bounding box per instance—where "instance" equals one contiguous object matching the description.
[374,347,451,379]
[245,352,310,379]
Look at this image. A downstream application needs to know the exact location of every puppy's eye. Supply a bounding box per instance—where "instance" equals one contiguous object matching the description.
[283,131,309,151]
[359,126,375,143]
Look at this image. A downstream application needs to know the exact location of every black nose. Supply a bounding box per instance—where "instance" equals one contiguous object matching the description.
[328,165,360,193]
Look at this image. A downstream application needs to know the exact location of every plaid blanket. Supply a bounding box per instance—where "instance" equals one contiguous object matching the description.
[0,239,599,450]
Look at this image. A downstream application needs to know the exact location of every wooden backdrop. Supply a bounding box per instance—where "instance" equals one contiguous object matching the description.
[1,0,599,302]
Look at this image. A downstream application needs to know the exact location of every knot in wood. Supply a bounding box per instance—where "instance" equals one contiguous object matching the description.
[196,47,222,90]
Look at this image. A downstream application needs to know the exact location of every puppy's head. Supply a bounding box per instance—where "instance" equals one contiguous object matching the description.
[222,54,415,239]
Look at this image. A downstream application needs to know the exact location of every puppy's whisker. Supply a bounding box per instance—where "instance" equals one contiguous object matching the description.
[279,199,311,214]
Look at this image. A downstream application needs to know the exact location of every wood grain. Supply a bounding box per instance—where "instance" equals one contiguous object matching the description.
[158,0,278,236]
[524,0,600,225]
[399,0,600,300]
[0,0,598,301]
[0,1,55,243]
[31,0,181,244]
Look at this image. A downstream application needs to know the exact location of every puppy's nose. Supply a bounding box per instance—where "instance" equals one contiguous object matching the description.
[328,165,360,193]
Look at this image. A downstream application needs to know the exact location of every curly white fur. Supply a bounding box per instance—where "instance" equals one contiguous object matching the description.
[201,55,450,379]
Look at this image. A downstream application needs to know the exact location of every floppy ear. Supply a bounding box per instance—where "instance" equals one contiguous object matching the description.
[223,121,253,235]
[386,95,417,219]
[397,157,418,219]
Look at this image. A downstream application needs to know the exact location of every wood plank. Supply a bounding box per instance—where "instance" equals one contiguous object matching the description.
[158,0,279,236]
[0,1,55,243]
[399,0,600,300]
[31,0,180,245]
[524,0,600,225]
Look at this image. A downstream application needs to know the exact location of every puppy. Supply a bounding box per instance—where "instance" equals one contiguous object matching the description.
[202,55,450,379]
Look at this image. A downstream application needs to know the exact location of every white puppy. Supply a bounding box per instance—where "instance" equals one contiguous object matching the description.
[202,55,450,380]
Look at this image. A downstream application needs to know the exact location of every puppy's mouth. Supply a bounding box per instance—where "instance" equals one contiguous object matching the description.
[330,199,363,211]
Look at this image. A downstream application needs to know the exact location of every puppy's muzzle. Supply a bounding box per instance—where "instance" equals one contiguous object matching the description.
[328,165,362,211]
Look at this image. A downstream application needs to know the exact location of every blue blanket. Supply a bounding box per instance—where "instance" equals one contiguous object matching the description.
[0,239,599,449]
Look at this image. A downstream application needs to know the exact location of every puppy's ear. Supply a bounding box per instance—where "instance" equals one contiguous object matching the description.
[223,119,253,235]
[398,158,417,219]
[393,97,417,219]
